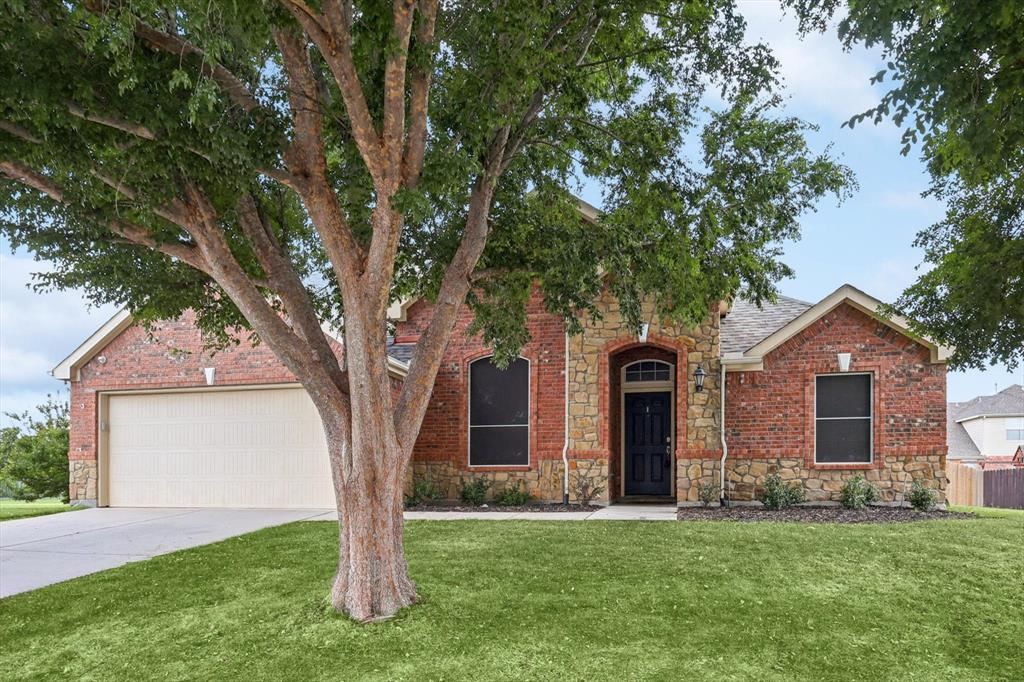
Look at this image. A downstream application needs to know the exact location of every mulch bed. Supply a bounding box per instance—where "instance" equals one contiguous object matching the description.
[406,503,601,513]
[677,505,976,523]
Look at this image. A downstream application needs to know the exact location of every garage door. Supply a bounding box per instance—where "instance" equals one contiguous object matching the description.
[106,387,335,508]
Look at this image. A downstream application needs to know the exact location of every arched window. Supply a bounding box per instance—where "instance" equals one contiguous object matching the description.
[623,360,672,383]
[468,356,530,466]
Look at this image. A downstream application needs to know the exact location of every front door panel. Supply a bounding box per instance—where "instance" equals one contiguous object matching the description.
[624,392,672,496]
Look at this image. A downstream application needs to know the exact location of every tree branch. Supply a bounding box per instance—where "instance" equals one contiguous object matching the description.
[235,193,350,396]
[276,0,383,179]
[393,124,511,448]
[66,101,156,140]
[272,26,366,290]
[0,160,207,271]
[401,0,439,188]
[83,0,263,114]
[0,121,42,144]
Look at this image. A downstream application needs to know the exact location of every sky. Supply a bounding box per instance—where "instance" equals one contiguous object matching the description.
[1,1,1021,426]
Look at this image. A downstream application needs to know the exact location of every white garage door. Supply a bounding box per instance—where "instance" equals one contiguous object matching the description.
[106,387,335,508]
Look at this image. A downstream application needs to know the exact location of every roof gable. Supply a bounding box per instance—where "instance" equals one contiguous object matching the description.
[52,310,410,381]
[726,284,950,369]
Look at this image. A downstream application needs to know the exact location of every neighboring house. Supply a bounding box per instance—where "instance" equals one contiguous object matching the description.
[54,283,950,508]
[947,385,1024,470]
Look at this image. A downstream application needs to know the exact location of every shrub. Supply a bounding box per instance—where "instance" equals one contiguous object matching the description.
[496,481,531,506]
[906,480,937,511]
[839,475,877,509]
[760,473,805,510]
[458,477,492,506]
[569,460,606,506]
[697,482,720,507]
[0,396,70,502]
[404,476,442,508]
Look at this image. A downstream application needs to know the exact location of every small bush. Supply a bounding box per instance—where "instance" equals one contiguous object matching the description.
[496,481,531,506]
[459,477,492,506]
[569,460,606,506]
[404,476,442,508]
[906,480,937,511]
[697,482,720,507]
[760,473,805,510]
[839,475,877,509]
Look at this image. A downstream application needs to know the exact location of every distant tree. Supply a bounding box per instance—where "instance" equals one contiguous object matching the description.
[790,0,1024,370]
[1,1,852,620]
[1,396,71,502]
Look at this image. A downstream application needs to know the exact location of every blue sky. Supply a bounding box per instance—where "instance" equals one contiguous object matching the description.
[1,1,1020,425]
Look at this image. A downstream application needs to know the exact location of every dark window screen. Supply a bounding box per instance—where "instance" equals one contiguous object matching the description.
[816,374,870,417]
[816,374,872,463]
[469,357,529,465]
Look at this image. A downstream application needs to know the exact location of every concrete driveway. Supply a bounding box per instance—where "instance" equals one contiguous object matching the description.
[0,507,329,598]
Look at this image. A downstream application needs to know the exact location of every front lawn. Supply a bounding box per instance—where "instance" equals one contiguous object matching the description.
[1,515,1021,681]
[0,498,79,521]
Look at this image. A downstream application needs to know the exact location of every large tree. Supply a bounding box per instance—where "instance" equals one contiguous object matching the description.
[0,1,850,621]
[791,0,1024,370]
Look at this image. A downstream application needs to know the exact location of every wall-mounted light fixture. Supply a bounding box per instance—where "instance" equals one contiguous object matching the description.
[837,352,852,372]
[97,355,107,364]
[203,367,216,385]
[638,323,650,343]
[693,364,707,392]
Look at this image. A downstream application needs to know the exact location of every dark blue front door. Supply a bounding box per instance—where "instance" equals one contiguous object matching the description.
[624,392,672,496]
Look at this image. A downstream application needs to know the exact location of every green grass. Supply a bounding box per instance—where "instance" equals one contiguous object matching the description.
[0,498,79,521]
[2,516,1022,682]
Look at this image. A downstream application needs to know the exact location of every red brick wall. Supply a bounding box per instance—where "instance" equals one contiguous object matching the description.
[68,312,347,463]
[396,288,567,469]
[725,302,947,470]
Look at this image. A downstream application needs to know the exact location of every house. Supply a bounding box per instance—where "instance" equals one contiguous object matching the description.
[947,385,1024,470]
[54,283,950,508]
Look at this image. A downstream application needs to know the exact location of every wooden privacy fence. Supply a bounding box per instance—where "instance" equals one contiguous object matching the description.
[946,462,984,507]
[946,462,1024,509]
[984,468,1024,510]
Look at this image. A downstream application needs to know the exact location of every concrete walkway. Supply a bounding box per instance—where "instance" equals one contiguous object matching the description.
[2,504,677,597]
[306,504,680,522]
[0,507,325,598]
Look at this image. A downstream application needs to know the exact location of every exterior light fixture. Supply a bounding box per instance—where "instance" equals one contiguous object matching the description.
[638,323,650,343]
[203,367,216,385]
[837,352,852,372]
[694,364,707,392]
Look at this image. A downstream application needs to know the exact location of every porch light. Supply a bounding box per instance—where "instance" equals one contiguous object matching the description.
[203,367,216,385]
[837,352,852,372]
[693,364,707,392]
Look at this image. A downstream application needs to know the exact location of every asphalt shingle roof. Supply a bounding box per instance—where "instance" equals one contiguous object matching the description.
[948,384,1024,422]
[946,405,982,459]
[386,338,415,364]
[719,295,813,355]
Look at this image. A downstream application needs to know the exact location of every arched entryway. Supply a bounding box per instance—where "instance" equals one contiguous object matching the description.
[608,345,681,501]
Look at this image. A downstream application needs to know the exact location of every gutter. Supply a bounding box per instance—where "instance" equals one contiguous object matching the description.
[562,331,570,504]
[719,360,728,506]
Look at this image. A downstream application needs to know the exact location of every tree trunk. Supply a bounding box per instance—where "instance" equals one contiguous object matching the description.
[320,305,417,622]
[331,449,416,621]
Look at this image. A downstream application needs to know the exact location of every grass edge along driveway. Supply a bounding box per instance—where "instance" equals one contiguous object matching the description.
[0,498,81,521]
[1,510,1021,681]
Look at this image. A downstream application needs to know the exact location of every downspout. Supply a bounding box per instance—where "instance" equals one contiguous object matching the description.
[562,331,571,504]
[719,361,728,506]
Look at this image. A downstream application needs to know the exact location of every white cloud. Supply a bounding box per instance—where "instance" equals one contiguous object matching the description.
[736,1,899,137]
[0,249,117,426]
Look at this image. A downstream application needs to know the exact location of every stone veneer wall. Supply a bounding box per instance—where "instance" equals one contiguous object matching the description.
[675,455,946,506]
[565,291,722,501]
[409,458,607,504]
